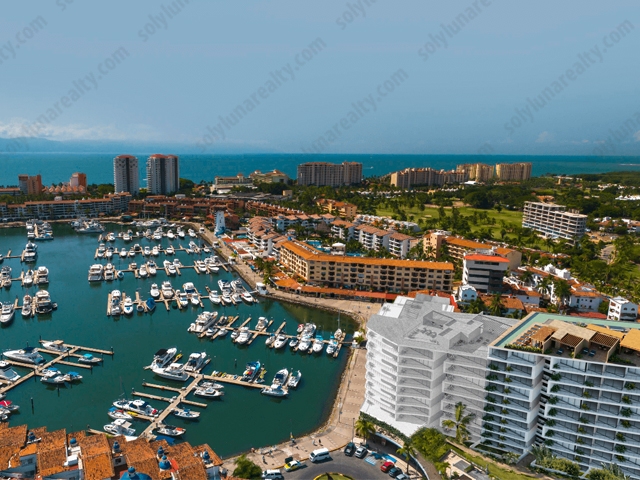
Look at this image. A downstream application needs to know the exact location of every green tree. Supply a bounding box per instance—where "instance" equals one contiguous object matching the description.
[442,402,475,443]
[396,440,418,475]
[232,454,262,479]
[553,279,571,311]
[488,294,503,317]
[410,427,448,463]
[354,417,376,443]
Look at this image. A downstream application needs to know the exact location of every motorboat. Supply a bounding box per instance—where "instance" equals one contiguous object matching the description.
[1,303,15,325]
[265,334,275,347]
[200,381,224,390]
[273,334,288,349]
[273,368,289,386]
[161,281,174,298]
[302,323,317,337]
[208,290,221,305]
[3,347,44,364]
[150,284,160,299]
[0,361,20,382]
[143,246,151,256]
[298,336,312,353]
[123,297,134,315]
[173,407,200,419]
[104,263,115,281]
[151,347,178,369]
[173,258,182,267]
[110,290,122,316]
[106,232,116,242]
[203,246,211,254]
[88,264,104,282]
[1,266,12,289]
[188,229,196,238]
[152,246,160,257]
[184,352,208,373]
[138,264,148,278]
[166,245,175,255]
[133,244,142,253]
[108,407,133,420]
[77,221,105,234]
[129,262,138,271]
[23,269,34,287]
[312,335,325,353]
[113,398,159,416]
[334,328,343,340]
[146,297,156,312]
[21,295,32,317]
[255,317,268,331]
[123,232,132,242]
[148,260,158,276]
[194,387,224,399]
[261,384,288,397]
[40,367,67,385]
[153,362,190,382]
[177,229,185,239]
[97,244,106,258]
[119,248,128,258]
[167,263,177,275]
[104,419,135,436]
[196,260,208,273]
[177,292,189,308]
[78,353,103,364]
[156,425,186,437]
[326,337,339,355]
[190,294,200,307]
[35,290,53,314]
[242,292,255,304]
[63,371,83,382]
[287,370,302,388]
[218,280,230,291]
[24,242,38,262]
[188,311,218,334]
[105,247,113,260]
[205,327,218,337]
[241,360,261,382]
[230,329,239,340]
[0,400,19,413]
[221,292,232,305]
[235,327,251,345]
[36,266,49,284]
[183,282,197,296]
[128,247,136,257]
[231,293,242,304]
[289,338,299,349]
[40,340,68,353]
[217,328,228,338]
[167,231,175,240]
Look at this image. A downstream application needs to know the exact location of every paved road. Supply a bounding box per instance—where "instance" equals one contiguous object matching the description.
[282,452,401,480]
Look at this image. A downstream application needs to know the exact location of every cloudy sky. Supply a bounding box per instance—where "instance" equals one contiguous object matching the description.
[0,0,638,155]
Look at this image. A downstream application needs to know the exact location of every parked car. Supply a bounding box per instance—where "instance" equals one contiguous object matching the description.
[355,446,368,458]
[381,461,395,473]
[388,466,403,477]
[344,442,355,456]
[284,458,302,472]
[395,474,410,480]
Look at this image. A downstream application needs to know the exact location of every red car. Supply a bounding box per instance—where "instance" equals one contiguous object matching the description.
[381,461,395,473]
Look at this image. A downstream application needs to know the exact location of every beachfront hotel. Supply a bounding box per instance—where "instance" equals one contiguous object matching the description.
[296,161,362,187]
[279,240,453,293]
[146,154,180,195]
[522,201,587,243]
[113,155,140,194]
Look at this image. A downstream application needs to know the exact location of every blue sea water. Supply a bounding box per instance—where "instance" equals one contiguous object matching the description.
[0,153,639,186]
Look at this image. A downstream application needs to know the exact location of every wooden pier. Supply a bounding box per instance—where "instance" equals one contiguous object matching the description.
[200,373,263,389]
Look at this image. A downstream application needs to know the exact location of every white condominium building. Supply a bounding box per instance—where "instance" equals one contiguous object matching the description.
[113,155,139,194]
[146,154,180,195]
[462,250,510,293]
[362,294,515,438]
[522,201,587,243]
[608,297,638,322]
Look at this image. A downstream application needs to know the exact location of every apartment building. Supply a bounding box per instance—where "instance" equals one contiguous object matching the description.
[296,161,362,186]
[389,168,467,188]
[425,231,522,271]
[462,251,510,293]
[608,297,638,322]
[316,199,357,218]
[331,219,356,240]
[495,162,532,181]
[146,154,180,195]
[69,172,87,189]
[484,313,640,478]
[456,163,494,182]
[214,173,253,189]
[0,187,22,197]
[523,201,587,243]
[362,293,515,437]
[113,154,139,194]
[388,232,417,259]
[280,240,453,292]
[17,174,43,195]
[249,169,290,184]
[355,225,393,252]
[0,194,131,220]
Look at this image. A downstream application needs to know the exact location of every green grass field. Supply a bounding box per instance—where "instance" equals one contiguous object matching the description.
[450,446,538,480]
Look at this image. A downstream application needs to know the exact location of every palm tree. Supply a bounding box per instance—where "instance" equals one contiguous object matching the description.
[354,418,376,443]
[442,402,475,443]
[537,277,551,299]
[502,451,519,465]
[520,270,534,287]
[601,462,630,480]
[530,444,553,464]
[553,279,571,311]
[396,440,418,474]
[489,294,503,317]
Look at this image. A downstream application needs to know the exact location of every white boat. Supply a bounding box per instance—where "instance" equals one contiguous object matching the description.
[151,347,178,369]
[129,262,138,270]
[105,248,113,260]
[1,266,12,289]
[231,293,242,304]
[123,297,134,315]
[289,338,299,349]
[188,311,218,334]
[166,245,175,255]
[167,263,177,275]
[63,371,83,382]
[209,290,221,305]
[287,370,302,388]
[200,381,224,390]
[334,328,343,340]
[119,249,128,258]
[104,419,135,436]
[203,246,211,254]
[23,242,37,262]
[108,407,133,420]
[302,323,317,336]
[36,266,49,284]
[113,399,159,416]
[155,425,185,437]
[161,281,174,298]
[255,317,268,331]
[273,334,288,349]
[273,368,289,386]
[152,362,189,382]
[148,260,158,276]
[205,327,217,337]
[138,264,148,278]
[128,248,136,257]
[1,303,15,324]
[298,336,312,353]
[78,353,103,364]
[134,244,142,253]
[235,327,251,345]
[326,337,338,355]
[0,361,20,382]
[242,292,255,304]
[217,328,228,338]
[221,292,232,305]
[167,231,175,240]
[177,229,185,239]
[110,290,122,316]
[184,352,208,373]
[150,283,160,299]
[173,407,200,420]
[123,232,132,242]
[23,269,34,287]
[35,290,53,314]
[177,292,189,307]
[40,340,68,353]
[40,367,66,385]
[194,387,224,399]
[265,334,275,347]
[173,258,182,267]
[106,232,116,242]
[196,261,207,273]
[312,335,325,353]
[188,229,196,238]
[88,264,104,282]
[261,384,288,397]
[21,295,32,317]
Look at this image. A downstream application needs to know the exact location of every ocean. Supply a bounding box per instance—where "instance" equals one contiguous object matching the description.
[1,153,639,186]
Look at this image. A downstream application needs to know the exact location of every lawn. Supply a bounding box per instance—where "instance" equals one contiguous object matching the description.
[450,446,537,480]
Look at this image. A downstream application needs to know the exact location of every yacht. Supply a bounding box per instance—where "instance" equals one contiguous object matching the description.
[184,352,208,373]
[77,221,105,234]
[273,334,288,349]
[302,323,317,337]
[194,387,224,399]
[326,337,339,355]
[273,368,289,386]
[119,248,128,258]
[298,336,312,353]
[103,266,115,282]
[217,327,228,338]
[133,244,142,253]
[188,229,196,238]
[167,231,175,240]
[110,290,122,316]
[1,266,12,289]
[255,317,268,331]
[40,340,68,353]
[88,264,104,282]
[196,260,207,273]
[235,327,251,345]
[40,367,67,385]
[150,347,178,369]
[173,258,182,267]
[23,269,34,287]
[152,362,189,382]
[173,407,200,420]
[312,335,325,353]
[104,419,135,436]
[123,297,134,316]
[218,280,230,291]
[261,384,288,397]
[241,360,261,382]
[35,290,54,314]
[155,425,185,437]
[208,290,221,305]
[152,246,160,257]
[177,292,189,308]
[123,232,132,242]
[161,281,174,298]
[150,284,160,299]
[167,263,177,275]
[231,292,242,304]
[287,370,302,388]
[177,229,185,239]
[0,361,20,382]
[21,295,32,317]
[3,347,45,364]
[188,311,218,334]
[166,245,175,255]
[63,371,83,382]
[36,266,49,284]
[143,246,151,256]
[1,303,15,324]
[183,282,197,296]
[265,334,275,347]
[288,338,299,349]
[148,260,158,276]
[112,398,159,417]
[79,353,103,364]
[138,264,148,278]
[221,291,232,305]
[108,407,133,420]
[97,244,106,258]
[242,292,255,304]
[24,242,38,262]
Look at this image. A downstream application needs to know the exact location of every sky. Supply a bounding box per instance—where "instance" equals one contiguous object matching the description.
[0,0,639,155]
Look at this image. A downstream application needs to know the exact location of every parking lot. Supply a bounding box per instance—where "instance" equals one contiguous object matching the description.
[282,451,407,480]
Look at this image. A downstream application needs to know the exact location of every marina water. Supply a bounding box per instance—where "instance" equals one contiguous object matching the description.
[0,224,355,457]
